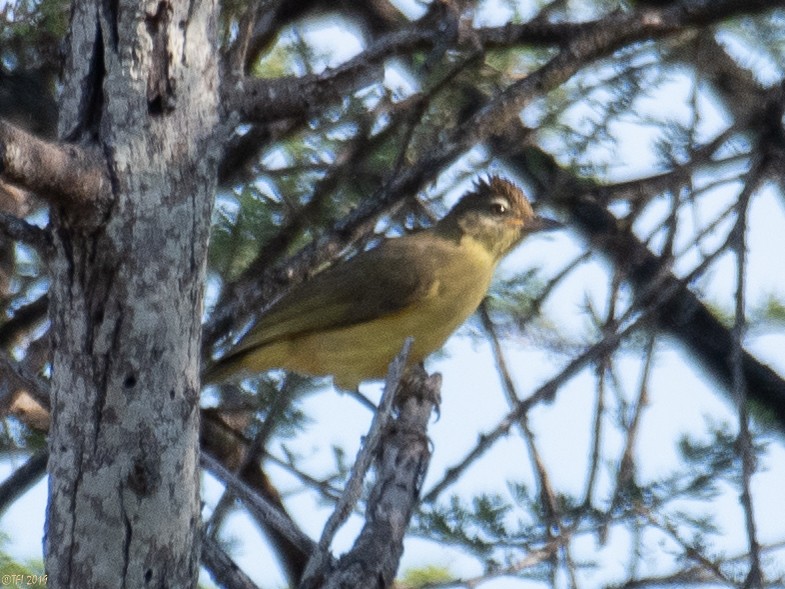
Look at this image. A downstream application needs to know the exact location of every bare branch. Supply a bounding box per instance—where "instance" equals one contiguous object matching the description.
[301,366,441,589]
[425,224,728,502]
[479,304,563,539]
[599,334,656,540]
[208,0,785,360]
[316,338,412,553]
[0,348,50,410]
[502,142,785,431]
[200,532,262,589]
[423,314,647,504]
[202,165,413,359]
[204,378,299,539]
[201,451,318,560]
[640,509,735,585]
[226,59,385,124]
[224,0,288,75]
[0,294,49,356]
[465,0,785,141]
[200,412,311,582]
[0,120,110,209]
[731,163,764,587]
[0,450,48,517]
[420,540,563,589]
[0,210,51,250]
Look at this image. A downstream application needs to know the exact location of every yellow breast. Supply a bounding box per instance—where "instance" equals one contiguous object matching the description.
[231,235,496,389]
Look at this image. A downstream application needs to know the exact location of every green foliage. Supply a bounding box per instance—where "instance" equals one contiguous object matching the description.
[485,269,545,328]
[251,26,328,79]
[752,293,785,326]
[417,493,522,559]
[678,421,767,488]
[705,293,785,331]
[209,184,287,280]
[1,0,69,48]
[398,564,454,589]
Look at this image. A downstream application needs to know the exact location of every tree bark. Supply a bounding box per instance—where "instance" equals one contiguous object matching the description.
[44,0,219,586]
[300,368,441,589]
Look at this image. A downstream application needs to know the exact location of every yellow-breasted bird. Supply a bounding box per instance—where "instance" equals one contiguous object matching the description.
[203,176,560,389]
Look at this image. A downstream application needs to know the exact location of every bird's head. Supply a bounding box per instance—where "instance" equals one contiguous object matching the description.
[438,176,560,261]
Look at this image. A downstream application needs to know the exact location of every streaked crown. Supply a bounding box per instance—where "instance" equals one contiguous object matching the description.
[437,176,556,261]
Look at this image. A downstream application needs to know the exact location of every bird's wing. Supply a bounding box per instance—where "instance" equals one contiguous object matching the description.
[229,234,445,354]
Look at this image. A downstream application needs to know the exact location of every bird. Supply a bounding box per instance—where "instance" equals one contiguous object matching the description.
[203,176,560,390]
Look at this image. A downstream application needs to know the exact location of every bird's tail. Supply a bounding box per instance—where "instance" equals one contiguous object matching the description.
[201,341,287,385]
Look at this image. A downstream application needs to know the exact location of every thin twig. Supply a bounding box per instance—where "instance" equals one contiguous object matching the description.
[582,354,606,509]
[201,452,317,558]
[731,163,764,588]
[425,232,733,503]
[600,334,656,542]
[478,303,562,535]
[423,314,647,504]
[304,362,440,589]
[639,509,735,585]
[205,376,300,538]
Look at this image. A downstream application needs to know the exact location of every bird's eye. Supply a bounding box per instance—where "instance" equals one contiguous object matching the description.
[489,201,508,215]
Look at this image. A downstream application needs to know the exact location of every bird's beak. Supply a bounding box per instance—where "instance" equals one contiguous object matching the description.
[529,216,563,232]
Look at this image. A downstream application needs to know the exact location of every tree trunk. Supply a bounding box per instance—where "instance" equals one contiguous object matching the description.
[44,0,219,585]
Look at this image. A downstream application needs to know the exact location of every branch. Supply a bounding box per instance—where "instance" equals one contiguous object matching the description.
[0,210,51,250]
[224,0,289,75]
[300,365,441,589]
[222,0,409,76]
[0,294,48,349]
[226,0,777,129]
[0,450,48,517]
[200,411,310,583]
[201,532,262,589]
[423,314,646,503]
[201,451,318,560]
[0,120,111,209]
[202,156,415,358]
[315,338,412,553]
[730,164,764,586]
[502,142,785,431]
[225,58,385,124]
[218,118,298,187]
[205,115,387,352]
[479,304,562,531]
[0,348,50,410]
[477,0,782,48]
[465,0,784,142]
[1,397,312,584]
[209,0,784,345]
[216,0,409,184]
[423,232,730,502]
[219,0,782,184]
